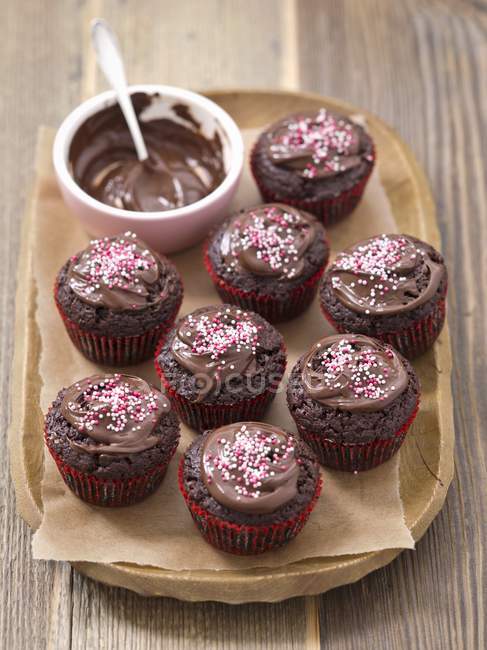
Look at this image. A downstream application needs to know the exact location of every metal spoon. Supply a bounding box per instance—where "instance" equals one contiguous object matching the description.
[91,18,149,161]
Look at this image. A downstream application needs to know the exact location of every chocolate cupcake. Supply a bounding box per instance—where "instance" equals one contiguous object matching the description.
[55,231,183,365]
[44,373,180,506]
[320,234,448,358]
[287,334,420,472]
[179,422,322,554]
[155,304,286,431]
[204,203,330,322]
[250,109,375,225]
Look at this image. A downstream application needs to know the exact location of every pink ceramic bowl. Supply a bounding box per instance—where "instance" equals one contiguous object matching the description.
[53,84,244,254]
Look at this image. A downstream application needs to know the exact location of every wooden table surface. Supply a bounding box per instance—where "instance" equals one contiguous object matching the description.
[1,1,485,648]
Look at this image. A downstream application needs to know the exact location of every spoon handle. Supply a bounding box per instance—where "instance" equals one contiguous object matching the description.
[91,18,149,161]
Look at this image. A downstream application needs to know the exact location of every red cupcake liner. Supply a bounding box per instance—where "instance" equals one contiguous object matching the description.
[296,401,419,473]
[44,431,179,507]
[178,458,323,555]
[203,243,327,323]
[321,296,447,360]
[155,351,285,432]
[250,145,375,226]
[54,282,182,366]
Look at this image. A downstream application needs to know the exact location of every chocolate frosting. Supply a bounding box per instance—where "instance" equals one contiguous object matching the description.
[69,93,225,211]
[60,374,171,455]
[302,334,408,412]
[265,109,363,180]
[201,422,299,514]
[329,234,444,315]
[67,231,170,310]
[220,203,317,280]
[171,306,260,401]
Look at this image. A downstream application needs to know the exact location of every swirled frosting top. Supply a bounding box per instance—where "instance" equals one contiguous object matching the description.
[301,334,408,412]
[60,374,171,455]
[171,306,261,401]
[201,422,299,514]
[264,109,366,179]
[219,203,318,280]
[67,231,167,311]
[327,234,444,315]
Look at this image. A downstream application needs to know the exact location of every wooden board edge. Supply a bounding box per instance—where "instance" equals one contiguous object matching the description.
[8,92,455,603]
[72,548,404,603]
[8,189,44,530]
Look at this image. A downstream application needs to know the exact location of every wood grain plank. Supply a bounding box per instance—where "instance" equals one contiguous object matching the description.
[69,571,309,650]
[296,1,486,648]
[0,1,84,648]
[90,0,288,93]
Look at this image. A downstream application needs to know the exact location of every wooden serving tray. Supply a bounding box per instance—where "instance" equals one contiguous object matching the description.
[9,90,454,603]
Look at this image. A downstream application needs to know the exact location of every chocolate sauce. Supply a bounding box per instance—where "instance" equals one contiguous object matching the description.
[69,93,225,211]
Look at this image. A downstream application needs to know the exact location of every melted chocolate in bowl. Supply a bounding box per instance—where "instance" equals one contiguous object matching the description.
[68,93,226,212]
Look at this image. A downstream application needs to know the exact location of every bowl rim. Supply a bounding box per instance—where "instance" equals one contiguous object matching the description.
[52,83,244,221]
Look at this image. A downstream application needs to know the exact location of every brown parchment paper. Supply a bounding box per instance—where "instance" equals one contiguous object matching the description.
[31,126,414,569]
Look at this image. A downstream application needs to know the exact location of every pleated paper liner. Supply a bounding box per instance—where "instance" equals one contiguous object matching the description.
[178,458,323,555]
[155,342,287,432]
[204,244,327,323]
[250,144,375,226]
[54,281,182,366]
[296,401,420,473]
[45,432,179,507]
[321,296,447,360]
